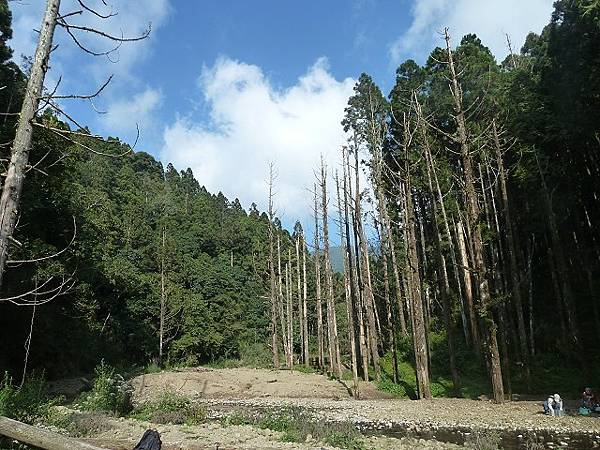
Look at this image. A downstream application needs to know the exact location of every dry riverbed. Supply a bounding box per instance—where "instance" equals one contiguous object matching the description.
[47,367,600,449]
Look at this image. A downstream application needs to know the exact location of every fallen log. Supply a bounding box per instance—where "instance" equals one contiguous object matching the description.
[0,416,106,450]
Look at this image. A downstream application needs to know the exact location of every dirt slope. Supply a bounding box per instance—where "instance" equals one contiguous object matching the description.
[131,367,393,404]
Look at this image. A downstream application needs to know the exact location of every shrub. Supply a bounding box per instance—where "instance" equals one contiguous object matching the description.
[220,410,252,426]
[0,372,58,424]
[130,390,205,425]
[255,408,365,449]
[465,430,502,450]
[78,361,133,416]
[325,431,365,450]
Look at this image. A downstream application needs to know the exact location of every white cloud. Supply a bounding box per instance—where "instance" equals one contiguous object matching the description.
[161,57,356,222]
[9,0,171,73]
[102,87,162,134]
[9,0,170,146]
[390,0,555,64]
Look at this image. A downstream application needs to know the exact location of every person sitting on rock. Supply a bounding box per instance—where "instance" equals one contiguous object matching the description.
[544,393,564,416]
[581,387,597,410]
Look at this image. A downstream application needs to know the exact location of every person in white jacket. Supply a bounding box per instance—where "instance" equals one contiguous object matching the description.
[544,393,564,416]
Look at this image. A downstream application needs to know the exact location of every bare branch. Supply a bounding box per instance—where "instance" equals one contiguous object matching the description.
[7,217,76,265]
[41,75,113,100]
[76,0,117,19]
[34,123,132,157]
[58,20,151,43]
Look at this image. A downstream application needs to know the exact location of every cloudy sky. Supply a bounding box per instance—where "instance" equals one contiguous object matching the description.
[10,0,554,227]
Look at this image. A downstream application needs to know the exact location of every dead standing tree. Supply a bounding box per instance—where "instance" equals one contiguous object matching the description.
[444,28,504,402]
[267,164,280,368]
[0,0,149,287]
[318,158,342,379]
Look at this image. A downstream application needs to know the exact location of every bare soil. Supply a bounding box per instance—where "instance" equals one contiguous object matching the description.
[131,367,393,404]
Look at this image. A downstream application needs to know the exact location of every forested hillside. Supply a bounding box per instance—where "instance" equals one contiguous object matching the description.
[1,0,599,406]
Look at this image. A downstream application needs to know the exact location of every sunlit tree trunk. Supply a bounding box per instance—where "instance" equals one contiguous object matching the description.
[336,168,359,396]
[313,185,325,369]
[295,235,304,364]
[0,0,61,285]
[267,165,280,368]
[320,160,342,379]
[302,231,309,367]
[277,236,290,368]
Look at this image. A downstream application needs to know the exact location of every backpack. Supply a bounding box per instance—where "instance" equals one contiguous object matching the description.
[133,429,162,450]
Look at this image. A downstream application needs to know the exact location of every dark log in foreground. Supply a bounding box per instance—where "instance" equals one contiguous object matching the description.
[133,429,162,450]
[0,416,162,450]
[0,416,105,450]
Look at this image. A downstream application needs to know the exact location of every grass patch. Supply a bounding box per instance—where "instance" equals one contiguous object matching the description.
[252,407,365,449]
[220,410,252,426]
[130,390,205,425]
[0,372,62,424]
[293,365,318,375]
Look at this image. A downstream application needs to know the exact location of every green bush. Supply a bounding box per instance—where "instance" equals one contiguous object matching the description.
[220,410,251,426]
[377,376,408,397]
[255,408,365,449]
[144,362,162,374]
[325,431,365,450]
[130,390,205,425]
[78,361,133,416]
[465,430,501,450]
[0,372,58,424]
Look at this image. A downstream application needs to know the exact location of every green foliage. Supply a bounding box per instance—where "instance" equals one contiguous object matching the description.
[294,365,319,375]
[78,362,133,416]
[251,408,366,449]
[464,430,501,450]
[220,410,252,426]
[0,372,58,424]
[130,390,205,425]
[324,428,366,450]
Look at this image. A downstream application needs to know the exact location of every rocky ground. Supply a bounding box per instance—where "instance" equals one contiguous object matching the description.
[47,367,600,449]
[61,409,462,450]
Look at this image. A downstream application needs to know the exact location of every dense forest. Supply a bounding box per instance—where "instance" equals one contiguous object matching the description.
[1,0,599,405]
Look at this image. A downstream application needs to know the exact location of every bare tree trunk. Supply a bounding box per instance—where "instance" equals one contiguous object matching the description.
[352,147,381,380]
[320,160,342,379]
[0,0,61,285]
[268,165,280,368]
[493,120,530,381]
[456,219,479,351]
[346,153,369,381]
[417,106,469,345]
[277,236,290,368]
[337,168,360,396]
[286,252,294,369]
[159,226,166,365]
[387,216,409,337]
[302,231,309,368]
[405,182,431,399]
[296,235,304,364]
[425,153,459,391]
[313,185,325,370]
[445,29,503,402]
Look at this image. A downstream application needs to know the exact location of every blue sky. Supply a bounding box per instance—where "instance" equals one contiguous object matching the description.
[10,0,554,228]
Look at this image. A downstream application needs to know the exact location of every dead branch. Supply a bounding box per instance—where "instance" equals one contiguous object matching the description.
[7,217,76,265]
